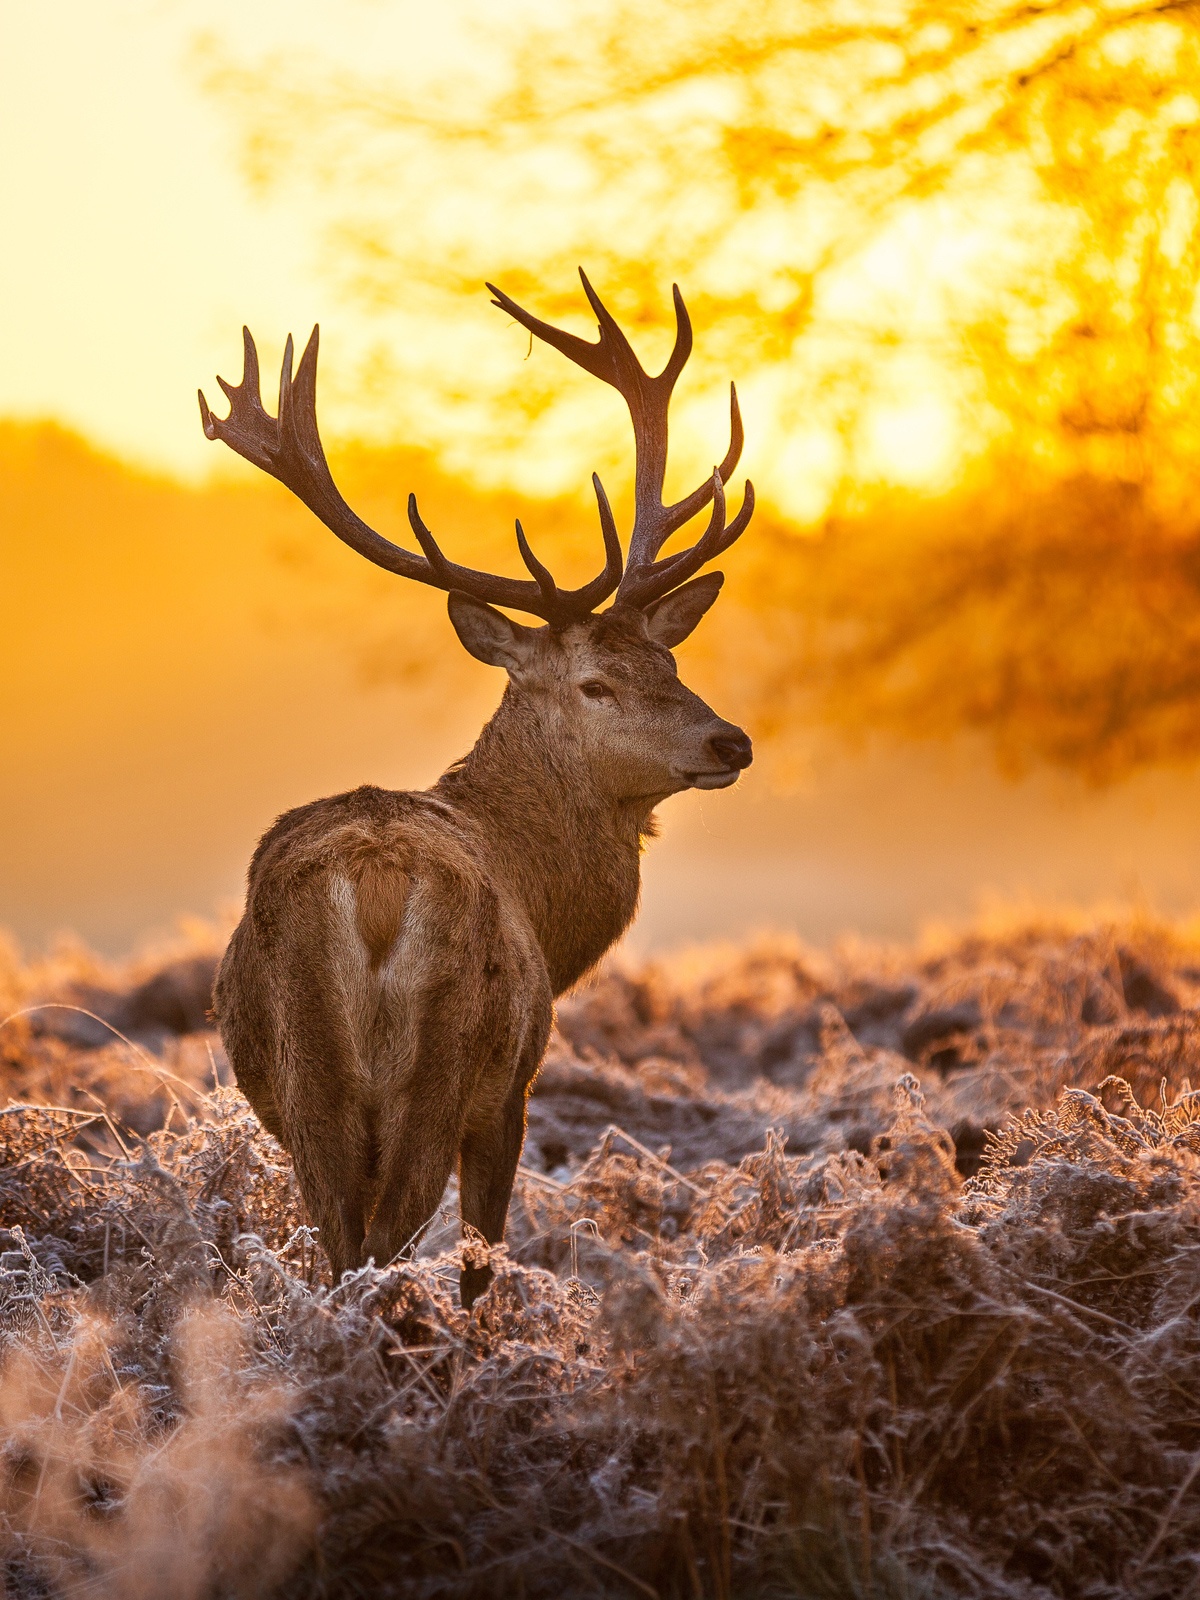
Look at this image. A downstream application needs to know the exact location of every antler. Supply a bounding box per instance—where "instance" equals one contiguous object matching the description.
[487,269,755,611]
[200,277,752,625]
[199,326,622,627]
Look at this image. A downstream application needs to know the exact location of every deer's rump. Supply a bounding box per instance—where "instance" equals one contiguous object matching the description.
[213,787,552,1274]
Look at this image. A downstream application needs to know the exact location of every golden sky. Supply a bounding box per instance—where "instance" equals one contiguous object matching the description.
[7,0,1197,516]
[0,1,473,477]
[2,0,988,503]
[6,1,1200,950]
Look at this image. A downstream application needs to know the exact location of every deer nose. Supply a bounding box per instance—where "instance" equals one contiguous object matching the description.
[708,729,753,770]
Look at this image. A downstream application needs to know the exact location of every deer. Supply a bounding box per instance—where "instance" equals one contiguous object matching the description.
[199,271,755,1308]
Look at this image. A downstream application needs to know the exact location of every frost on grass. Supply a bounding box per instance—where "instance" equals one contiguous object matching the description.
[2,914,1200,1596]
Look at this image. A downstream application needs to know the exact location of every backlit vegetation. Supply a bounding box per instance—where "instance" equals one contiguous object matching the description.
[4,911,1200,1594]
[201,0,1200,777]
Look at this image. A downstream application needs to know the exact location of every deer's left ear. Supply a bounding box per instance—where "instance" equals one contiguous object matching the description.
[643,572,725,648]
[447,592,540,671]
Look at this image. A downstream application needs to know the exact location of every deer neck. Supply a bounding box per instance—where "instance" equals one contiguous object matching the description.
[434,691,652,994]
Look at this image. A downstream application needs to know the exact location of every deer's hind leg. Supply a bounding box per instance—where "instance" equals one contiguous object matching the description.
[277,1017,376,1284]
[272,894,384,1283]
[217,909,373,1281]
[357,932,471,1269]
[360,1072,463,1270]
[215,922,286,1145]
[458,1080,531,1310]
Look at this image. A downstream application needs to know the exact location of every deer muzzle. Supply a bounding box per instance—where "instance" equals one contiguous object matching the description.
[685,726,753,789]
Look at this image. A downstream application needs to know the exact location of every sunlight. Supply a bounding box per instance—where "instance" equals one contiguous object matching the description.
[863,390,961,489]
[6,0,1200,802]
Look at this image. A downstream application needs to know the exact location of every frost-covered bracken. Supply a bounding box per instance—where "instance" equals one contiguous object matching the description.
[2,912,1200,1597]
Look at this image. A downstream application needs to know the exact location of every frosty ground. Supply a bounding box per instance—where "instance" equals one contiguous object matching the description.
[2,913,1199,1598]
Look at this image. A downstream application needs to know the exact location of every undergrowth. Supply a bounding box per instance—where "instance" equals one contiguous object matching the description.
[2,913,1200,1597]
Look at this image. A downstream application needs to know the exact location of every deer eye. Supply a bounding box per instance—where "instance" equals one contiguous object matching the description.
[579,680,614,701]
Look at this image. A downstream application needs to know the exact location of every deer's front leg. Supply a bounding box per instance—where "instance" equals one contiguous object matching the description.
[458,1026,547,1310]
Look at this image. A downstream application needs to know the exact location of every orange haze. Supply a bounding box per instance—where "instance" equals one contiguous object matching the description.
[6,422,1200,955]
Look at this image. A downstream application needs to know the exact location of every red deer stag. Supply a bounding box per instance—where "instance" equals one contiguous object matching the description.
[199,272,754,1307]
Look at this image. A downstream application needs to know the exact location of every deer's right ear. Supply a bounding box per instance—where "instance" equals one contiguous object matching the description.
[447,592,539,670]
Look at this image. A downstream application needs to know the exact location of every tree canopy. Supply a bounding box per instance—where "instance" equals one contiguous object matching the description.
[207,0,1200,779]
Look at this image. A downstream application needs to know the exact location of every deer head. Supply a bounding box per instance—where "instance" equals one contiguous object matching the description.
[199,272,755,804]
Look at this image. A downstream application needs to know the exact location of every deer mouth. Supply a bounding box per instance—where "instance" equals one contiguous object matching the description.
[686,767,742,790]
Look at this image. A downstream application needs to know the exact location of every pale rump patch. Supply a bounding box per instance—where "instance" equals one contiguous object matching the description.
[325,874,373,1086]
[326,862,422,1103]
[326,872,360,946]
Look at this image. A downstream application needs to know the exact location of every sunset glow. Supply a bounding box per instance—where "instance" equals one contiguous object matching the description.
[9,13,1200,1587]
[6,0,1200,949]
[5,0,1163,510]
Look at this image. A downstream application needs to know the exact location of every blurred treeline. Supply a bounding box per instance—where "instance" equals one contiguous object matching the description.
[194,0,1200,781]
[0,421,539,941]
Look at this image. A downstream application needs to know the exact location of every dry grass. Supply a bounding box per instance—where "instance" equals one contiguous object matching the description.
[3,912,1200,1596]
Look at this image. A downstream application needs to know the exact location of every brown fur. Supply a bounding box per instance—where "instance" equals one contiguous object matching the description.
[352,853,409,970]
[215,608,750,1307]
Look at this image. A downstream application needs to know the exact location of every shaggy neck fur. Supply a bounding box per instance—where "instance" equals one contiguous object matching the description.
[436,687,656,994]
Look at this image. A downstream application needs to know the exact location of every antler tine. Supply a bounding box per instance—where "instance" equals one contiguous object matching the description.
[487,277,619,387]
[200,326,275,475]
[514,520,560,611]
[512,482,624,618]
[655,383,744,541]
[202,326,622,626]
[405,495,455,582]
[554,473,627,616]
[619,476,756,610]
[488,269,688,558]
[200,325,410,570]
[284,325,326,467]
[661,282,695,390]
[620,471,723,609]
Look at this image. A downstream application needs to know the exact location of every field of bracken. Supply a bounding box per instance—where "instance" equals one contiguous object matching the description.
[2,912,1200,1597]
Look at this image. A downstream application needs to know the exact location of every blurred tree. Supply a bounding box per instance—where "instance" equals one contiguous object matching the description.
[206,0,1200,779]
